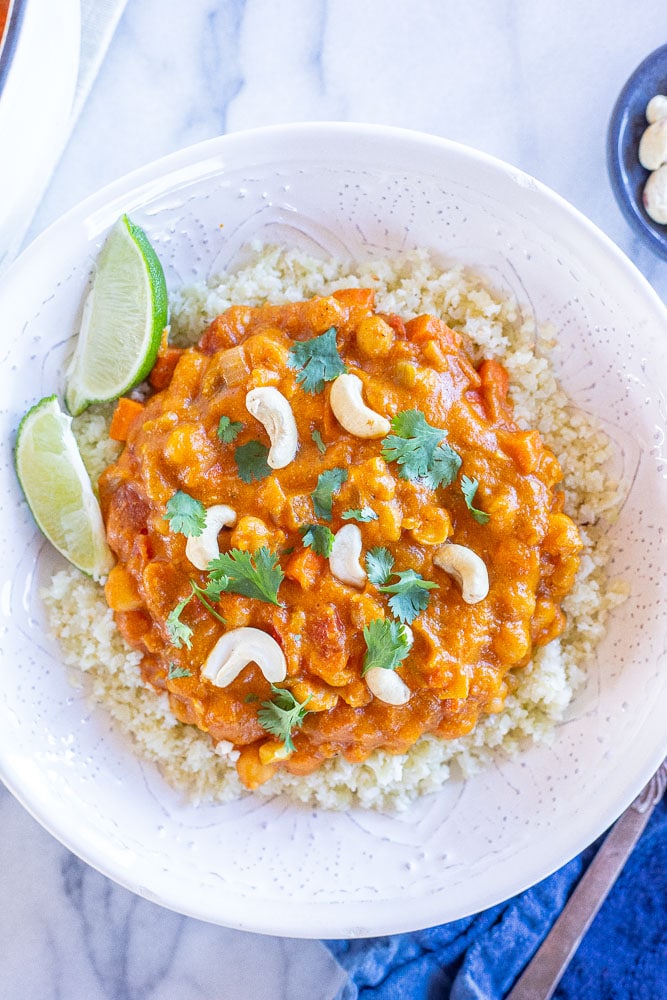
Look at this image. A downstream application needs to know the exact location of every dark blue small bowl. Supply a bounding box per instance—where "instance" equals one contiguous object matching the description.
[607,44,667,260]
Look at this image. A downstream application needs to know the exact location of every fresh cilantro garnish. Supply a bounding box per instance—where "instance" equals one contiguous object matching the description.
[311,467,348,519]
[244,693,260,704]
[362,618,412,675]
[257,684,312,753]
[379,569,438,625]
[217,415,243,444]
[461,475,490,524]
[300,523,335,557]
[235,440,272,483]
[207,546,284,605]
[342,506,378,523]
[166,596,194,649]
[311,429,327,454]
[288,327,347,393]
[163,490,206,537]
[189,580,227,624]
[365,547,395,586]
[381,409,462,489]
[167,663,192,680]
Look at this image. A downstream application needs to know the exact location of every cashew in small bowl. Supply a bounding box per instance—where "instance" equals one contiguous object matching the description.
[202,627,287,687]
[245,386,298,468]
[644,163,667,224]
[185,504,237,570]
[433,543,489,604]
[365,666,411,705]
[329,524,366,588]
[646,94,667,125]
[329,373,391,439]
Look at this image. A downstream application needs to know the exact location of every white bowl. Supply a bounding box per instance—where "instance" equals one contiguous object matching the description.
[0,124,665,938]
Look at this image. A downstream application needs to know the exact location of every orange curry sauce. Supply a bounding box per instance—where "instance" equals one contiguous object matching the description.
[99,289,582,789]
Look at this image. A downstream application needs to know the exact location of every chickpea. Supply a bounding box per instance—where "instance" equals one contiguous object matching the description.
[355,316,395,357]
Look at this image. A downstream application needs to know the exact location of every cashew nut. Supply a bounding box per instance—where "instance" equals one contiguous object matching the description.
[245,387,298,468]
[329,373,391,439]
[201,627,287,687]
[638,117,667,171]
[643,163,667,224]
[185,504,236,570]
[646,94,667,125]
[329,524,366,588]
[365,667,411,705]
[433,543,489,604]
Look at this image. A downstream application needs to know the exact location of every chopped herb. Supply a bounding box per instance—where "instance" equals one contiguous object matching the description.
[163,490,206,537]
[342,506,378,523]
[244,693,260,704]
[257,684,312,753]
[207,546,284,605]
[381,409,462,489]
[167,663,192,680]
[365,546,395,586]
[311,429,327,454]
[461,475,491,524]
[189,580,227,625]
[300,523,335,557]
[311,467,348,519]
[379,569,438,625]
[217,415,244,444]
[166,595,194,649]
[362,618,412,675]
[281,546,295,556]
[288,327,347,393]
[235,439,272,483]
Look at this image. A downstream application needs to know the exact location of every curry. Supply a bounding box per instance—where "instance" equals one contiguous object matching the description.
[99,288,582,790]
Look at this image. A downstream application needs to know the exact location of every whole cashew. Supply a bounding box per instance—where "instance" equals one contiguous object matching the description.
[365,666,411,705]
[646,94,667,125]
[433,543,489,604]
[202,627,287,687]
[329,373,391,439]
[329,524,366,588]
[638,117,667,171]
[245,387,298,468]
[185,504,237,570]
[643,163,667,224]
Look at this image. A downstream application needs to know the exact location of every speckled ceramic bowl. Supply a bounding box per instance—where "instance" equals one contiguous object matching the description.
[0,124,665,937]
[608,44,667,259]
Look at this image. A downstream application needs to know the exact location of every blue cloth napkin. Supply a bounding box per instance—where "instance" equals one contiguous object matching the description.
[326,797,666,1000]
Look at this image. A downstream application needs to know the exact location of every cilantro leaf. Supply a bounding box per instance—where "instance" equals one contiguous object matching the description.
[166,595,194,649]
[217,415,243,444]
[461,475,491,524]
[163,490,206,537]
[207,546,284,605]
[189,580,227,625]
[311,429,327,454]
[362,618,412,675]
[342,506,378,523]
[257,684,312,753]
[379,569,438,625]
[311,467,348,519]
[381,409,462,488]
[365,547,394,586]
[288,327,347,393]
[235,440,272,483]
[167,663,192,680]
[300,523,335,557]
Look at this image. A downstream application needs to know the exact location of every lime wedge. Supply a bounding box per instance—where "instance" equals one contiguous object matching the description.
[15,396,115,579]
[65,214,168,416]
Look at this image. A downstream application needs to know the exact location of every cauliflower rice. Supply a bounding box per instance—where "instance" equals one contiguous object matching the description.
[42,245,627,811]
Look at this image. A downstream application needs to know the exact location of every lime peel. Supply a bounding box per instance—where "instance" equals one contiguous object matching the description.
[65,214,168,416]
[15,395,115,580]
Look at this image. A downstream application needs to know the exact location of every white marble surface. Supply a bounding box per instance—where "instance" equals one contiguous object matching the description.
[3,2,666,998]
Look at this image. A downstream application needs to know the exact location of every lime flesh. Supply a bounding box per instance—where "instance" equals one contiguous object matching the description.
[65,214,168,416]
[15,396,114,579]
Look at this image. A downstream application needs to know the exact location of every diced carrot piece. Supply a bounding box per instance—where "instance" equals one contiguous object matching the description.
[148,347,184,389]
[332,287,375,309]
[405,314,461,349]
[284,548,324,589]
[108,398,145,441]
[478,358,510,421]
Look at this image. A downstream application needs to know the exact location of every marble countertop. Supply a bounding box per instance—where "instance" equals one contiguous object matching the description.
[3,2,666,998]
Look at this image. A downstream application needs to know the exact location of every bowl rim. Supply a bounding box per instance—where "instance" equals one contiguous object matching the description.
[0,0,26,96]
[2,122,667,936]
